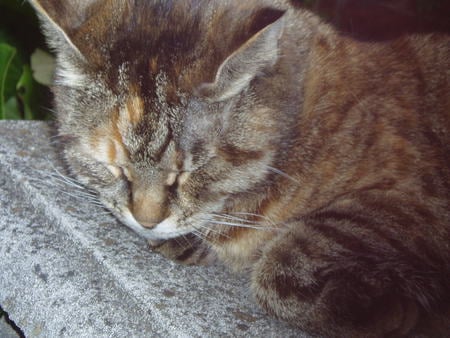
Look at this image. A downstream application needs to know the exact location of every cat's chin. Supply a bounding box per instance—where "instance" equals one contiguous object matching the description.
[150,215,194,239]
[119,209,193,241]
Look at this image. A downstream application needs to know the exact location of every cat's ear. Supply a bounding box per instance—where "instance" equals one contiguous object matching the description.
[197,8,286,102]
[29,0,100,60]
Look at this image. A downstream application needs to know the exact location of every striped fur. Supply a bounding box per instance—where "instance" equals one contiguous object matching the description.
[32,0,450,336]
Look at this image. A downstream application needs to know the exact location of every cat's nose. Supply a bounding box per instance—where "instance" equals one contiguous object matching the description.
[137,220,158,228]
[132,206,168,228]
[133,212,167,229]
[131,189,168,228]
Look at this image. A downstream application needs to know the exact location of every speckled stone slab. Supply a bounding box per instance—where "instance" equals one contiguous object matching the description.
[0,121,305,337]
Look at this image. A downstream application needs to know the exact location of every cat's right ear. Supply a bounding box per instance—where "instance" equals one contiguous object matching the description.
[29,0,97,60]
[196,8,286,102]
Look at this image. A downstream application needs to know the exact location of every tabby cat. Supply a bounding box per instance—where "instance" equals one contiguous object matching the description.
[31,0,450,336]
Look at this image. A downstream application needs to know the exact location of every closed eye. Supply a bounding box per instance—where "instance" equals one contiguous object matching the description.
[106,164,132,182]
[165,170,191,188]
[106,164,122,178]
[165,172,178,186]
[167,174,179,197]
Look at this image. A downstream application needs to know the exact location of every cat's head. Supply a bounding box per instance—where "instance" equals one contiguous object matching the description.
[32,0,290,241]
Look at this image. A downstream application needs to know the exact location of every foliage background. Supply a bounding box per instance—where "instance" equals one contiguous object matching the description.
[0,0,53,120]
[0,0,449,121]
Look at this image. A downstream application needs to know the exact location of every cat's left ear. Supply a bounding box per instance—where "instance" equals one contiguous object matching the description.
[197,9,286,102]
[30,0,129,63]
[29,0,99,60]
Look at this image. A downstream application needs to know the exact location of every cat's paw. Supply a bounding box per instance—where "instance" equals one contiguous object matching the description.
[251,226,421,338]
[148,234,216,266]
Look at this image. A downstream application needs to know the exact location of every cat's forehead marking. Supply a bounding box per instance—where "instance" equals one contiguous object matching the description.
[122,95,145,127]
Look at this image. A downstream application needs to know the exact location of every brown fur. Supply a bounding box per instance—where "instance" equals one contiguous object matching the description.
[31,0,450,337]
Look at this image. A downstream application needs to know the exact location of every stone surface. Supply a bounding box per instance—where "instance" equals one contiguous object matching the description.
[0,121,305,337]
[0,312,20,338]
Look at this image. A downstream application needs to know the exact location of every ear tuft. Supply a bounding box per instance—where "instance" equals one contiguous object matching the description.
[196,8,286,102]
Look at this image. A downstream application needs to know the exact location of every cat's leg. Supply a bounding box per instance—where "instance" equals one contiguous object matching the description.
[148,234,217,265]
[251,209,442,337]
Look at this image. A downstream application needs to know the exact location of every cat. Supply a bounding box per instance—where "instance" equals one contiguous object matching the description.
[31,0,450,337]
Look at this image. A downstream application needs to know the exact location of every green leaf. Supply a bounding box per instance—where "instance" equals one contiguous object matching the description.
[0,43,18,119]
[0,2,54,120]
[4,96,21,120]
[17,64,38,120]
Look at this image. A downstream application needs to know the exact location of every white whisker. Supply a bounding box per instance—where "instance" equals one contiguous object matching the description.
[209,213,261,225]
[201,219,277,231]
[266,165,300,185]
[177,235,193,247]
[50,180,97,197]
[58,187,98,199]
[29,177,98,199]
[56,187,100,202]
[90,212,113,217]
[50,171,87,190]
[42,163,86,190]
[195,223,231,239]
[230,212,277,226]
[53,189,103,206]
[192,229,207,241]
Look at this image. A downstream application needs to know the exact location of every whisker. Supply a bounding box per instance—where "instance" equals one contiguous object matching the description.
[38,168,99,199]
[174,235,198,249]
[230,212,278,226]
[201,219,277,231]
[50,186,99,201]
[32,169,111,215]
[31,178,105,208]
[90,212,114,217]
[49,178,97,196]
[57,187,99,199]
[266,165,300,185]
[42,174,83,191]
[42,163,83,187]
[49,170,87,190]
[53,189,103,205]
[28,176,100,202]
[28,177,51,185]
[195,223,231,239]
[209,213,262,225]
[192,229,207,241]
[49,133,72,141]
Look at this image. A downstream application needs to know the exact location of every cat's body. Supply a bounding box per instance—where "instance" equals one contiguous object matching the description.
[31,0,450,337]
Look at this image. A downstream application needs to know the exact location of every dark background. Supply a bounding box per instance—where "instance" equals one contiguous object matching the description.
[296,0,450,40]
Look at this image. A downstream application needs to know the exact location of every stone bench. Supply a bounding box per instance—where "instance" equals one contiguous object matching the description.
[0,121,304,337]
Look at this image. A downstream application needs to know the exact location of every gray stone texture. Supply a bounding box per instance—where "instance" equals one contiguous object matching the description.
[0,313,20,338]
[0,121,305,337]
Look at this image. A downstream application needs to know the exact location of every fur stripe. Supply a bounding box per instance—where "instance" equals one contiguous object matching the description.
[125,95,145,126]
